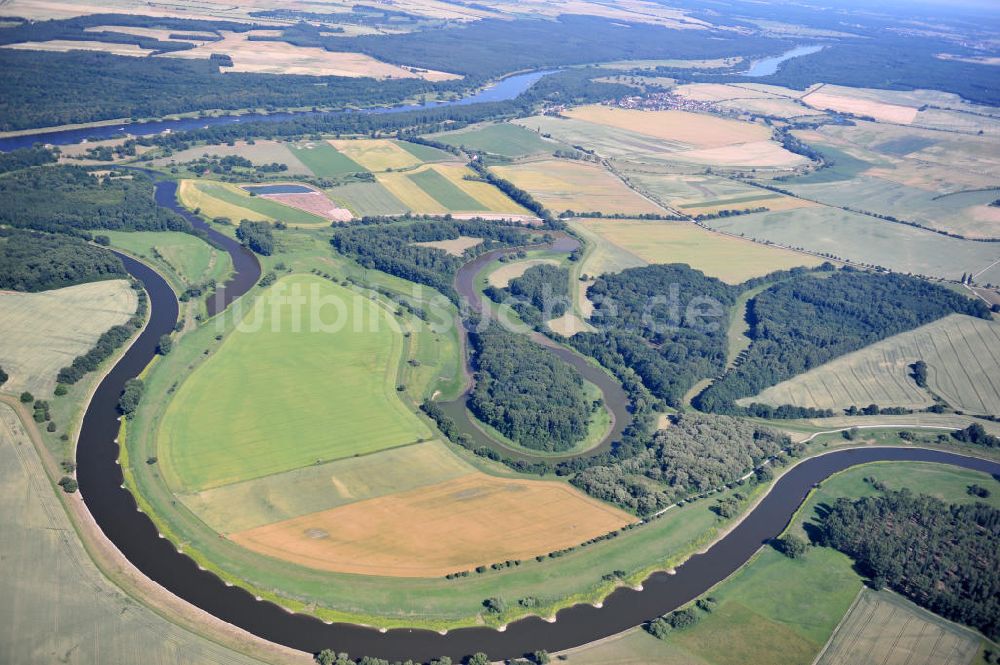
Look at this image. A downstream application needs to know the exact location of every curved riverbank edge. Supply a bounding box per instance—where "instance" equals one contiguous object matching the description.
[75,246,1000,661]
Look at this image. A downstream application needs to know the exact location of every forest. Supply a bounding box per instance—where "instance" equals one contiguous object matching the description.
[468,323,593,452]
[571,414,786,514]
[485,264,571,328]
[568,264,737,408]
[0,146,56,174]
[0,228,126,292]
[818,490,1000,640]
[696,270,991,414]
[0,166,189,235]
[331,219,534,302]
[236,220,274,256]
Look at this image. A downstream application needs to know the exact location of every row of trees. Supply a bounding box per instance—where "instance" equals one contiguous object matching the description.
[0,228,126,292]
[469,324,593,452]
[571,413,787,514]
[818,489,1000,640]
[57,282,146,384]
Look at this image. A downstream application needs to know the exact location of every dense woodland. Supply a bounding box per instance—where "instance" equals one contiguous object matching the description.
[236,220,274,256]
[468,324,593,452]
[0,146,56,174]
[818,490,1000,640]
[0,228,126,292]
[569,264,737,408]
[696,270,991,413]
[0,166,189,235]
[486,264,571,328]
[331,219,534,302]
[572,414,786,514]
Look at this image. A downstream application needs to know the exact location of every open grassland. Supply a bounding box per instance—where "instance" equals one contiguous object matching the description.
[0,404,267,665]
[427,122,557,157]
[818,590,981,665]
[703,206,1000,283]
[230,472,634,577]
[575,219,822,283]
[178,179,330,226]
[378,163,527,214]
[288,141,365,177]
[165,30,460,79]
[3,39,155,56]
[0,280,136,396]
[101,230,232,293]
[493,159,664,215]
[625,169,813,215]
[179,440,474,534]
[412,235,484,256]
[150,140,312,176]
[158,275,432,492]
[745,314,1000,414]
[566,460,996,665]
[326,181,408,217]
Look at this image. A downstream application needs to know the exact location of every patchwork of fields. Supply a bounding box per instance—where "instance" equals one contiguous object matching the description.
[743,314,1000,415]
[378,163,530,215]
[0,280,137,395]
[178,179,332,226]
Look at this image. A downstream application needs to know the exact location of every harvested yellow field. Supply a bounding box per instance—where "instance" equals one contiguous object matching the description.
[487,258,559,288]
[493,160,665,216]
[679,140,807,168]
[377,169,447,214]
[230,473,633,577]
[802,90,919,124]
[565,106,770,149]
[576,219,821,283]
[166,31,460,79]
[3,39,154,56]
[330,139,424,171]
[434,163,530,214]
[569,219,647,278]
[0,280,137,396]
[412,236,484,256]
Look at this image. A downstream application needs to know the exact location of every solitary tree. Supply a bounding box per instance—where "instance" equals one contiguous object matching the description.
[775,534,808,559]
[20,391,33,403]
[157,334,173,355]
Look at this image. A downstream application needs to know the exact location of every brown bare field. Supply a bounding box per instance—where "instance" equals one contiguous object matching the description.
[487,258,560,288]
[259,191,353,222]
[0,280,137,396]
[165,31,460,79]
[492,160,665,215]
[576,219,821,283]
[230,473,634,577]
[412,236,484,256]
[566,105,771,149]
[802,90,919,124]
[3,39,155,56]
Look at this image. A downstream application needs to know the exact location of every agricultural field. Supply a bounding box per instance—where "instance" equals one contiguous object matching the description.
[744,314,1000,415]
[802,88,920,124]
[412,235,484,256]
[571,219,821,284]
[158,275,433,492]
[674,82,818,119]
[287,141,365,177]
[492,159,664,215]
[702,206,1000,283]
[164,30,461,79]
[329,138,454,172]
[150,139,313,176]
[3,39,155,56]
[817,590,981,665]
[0,280,137,396]
[177,179,331,226]
[326,181,408,217]
[378,163,529,215]
[427,122,558,157]
[0,404,266,665]
[229,472,634,577]
[100,230,232,293]
[623,170,812,215]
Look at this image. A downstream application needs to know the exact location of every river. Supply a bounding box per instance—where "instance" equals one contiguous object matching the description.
[742,44,825,77]
[0,70,555,152]
[74,184,1000,661]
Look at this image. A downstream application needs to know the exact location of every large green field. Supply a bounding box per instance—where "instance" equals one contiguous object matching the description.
[101,230,233,293]
[408,167,484,209]
[327,181,408,217]
[158,274,432,492]
[428,122,557,157]
[288,141,366,177]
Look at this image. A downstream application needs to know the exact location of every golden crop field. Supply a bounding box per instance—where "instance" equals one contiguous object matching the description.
[743,313,1000,414]
[412,236,485,256]
[493,159,665,216]
[566,105,771,149]
[377,163,527,215]
[230,472,634,577]
[575,219,822,283]
[330,138,427,171]
[0,280,137,396]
